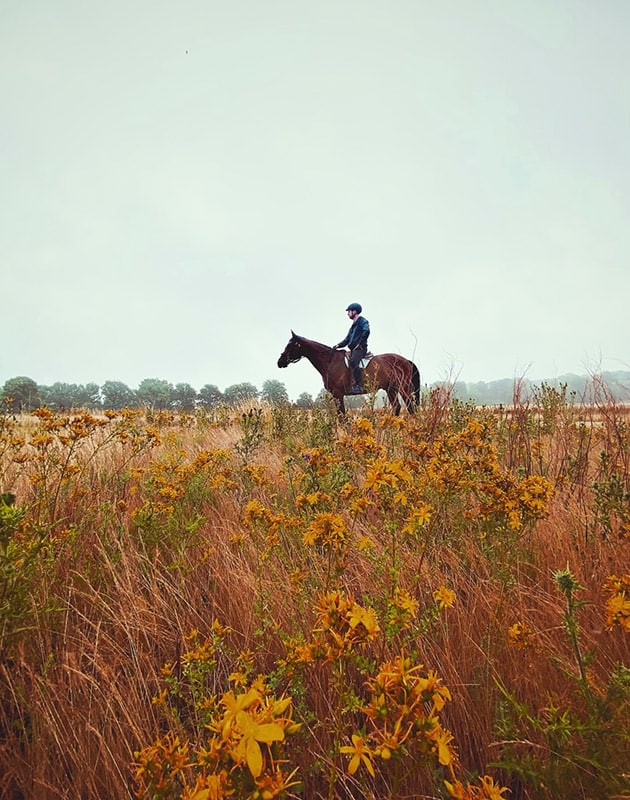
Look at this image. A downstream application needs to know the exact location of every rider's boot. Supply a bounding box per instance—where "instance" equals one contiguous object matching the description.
[351,366,364,394]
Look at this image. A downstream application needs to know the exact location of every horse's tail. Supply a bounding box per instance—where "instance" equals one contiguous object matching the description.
[411,362,421,411]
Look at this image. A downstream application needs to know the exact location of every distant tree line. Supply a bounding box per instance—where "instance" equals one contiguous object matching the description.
[0,376,317,413]
[446,371,630,406]
[2,372,628,413]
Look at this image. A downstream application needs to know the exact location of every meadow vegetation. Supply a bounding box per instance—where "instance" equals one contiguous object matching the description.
[0,383,628,800]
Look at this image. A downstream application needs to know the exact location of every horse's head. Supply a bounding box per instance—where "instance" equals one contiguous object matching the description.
[277,331,304,368]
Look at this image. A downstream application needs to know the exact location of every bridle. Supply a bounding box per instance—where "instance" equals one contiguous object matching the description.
[283,339,303,365]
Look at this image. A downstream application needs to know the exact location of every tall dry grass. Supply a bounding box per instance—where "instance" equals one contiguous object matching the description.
[0,391,628,800]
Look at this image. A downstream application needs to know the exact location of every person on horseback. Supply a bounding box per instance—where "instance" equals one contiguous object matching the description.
[332,303,370,394]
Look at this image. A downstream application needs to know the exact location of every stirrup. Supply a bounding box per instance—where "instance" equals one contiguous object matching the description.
[350,385,364,395]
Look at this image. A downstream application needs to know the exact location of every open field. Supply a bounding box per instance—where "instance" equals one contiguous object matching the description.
[0,387,628,800]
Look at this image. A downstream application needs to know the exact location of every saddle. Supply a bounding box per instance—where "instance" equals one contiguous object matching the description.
[344,352,373,369]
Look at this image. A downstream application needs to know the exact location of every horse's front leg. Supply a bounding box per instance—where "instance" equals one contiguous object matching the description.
[334,393,346,416]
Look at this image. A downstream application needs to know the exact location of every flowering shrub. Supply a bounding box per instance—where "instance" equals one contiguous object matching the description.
[0,395,628,800]
[603,573,630,631]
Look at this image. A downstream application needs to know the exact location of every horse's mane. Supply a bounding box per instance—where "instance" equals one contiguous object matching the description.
[293,333,333,351]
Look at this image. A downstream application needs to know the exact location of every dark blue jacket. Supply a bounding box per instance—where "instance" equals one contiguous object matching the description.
[338,316,370,350]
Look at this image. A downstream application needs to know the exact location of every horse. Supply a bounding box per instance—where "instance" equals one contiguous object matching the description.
[277,332,420,415]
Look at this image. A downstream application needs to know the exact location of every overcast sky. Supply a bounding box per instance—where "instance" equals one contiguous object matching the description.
[2,1,628,400]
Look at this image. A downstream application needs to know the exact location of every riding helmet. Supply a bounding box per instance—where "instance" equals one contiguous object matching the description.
[346,302,362,313]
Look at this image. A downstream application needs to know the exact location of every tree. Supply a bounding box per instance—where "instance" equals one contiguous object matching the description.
[467,382,491,406]
[77,383,101,408]
[223,383,258,406]
[198,384,224,409]
[261,379,289,406]
[295,392,314,409]
[451,382,469,402]
[492,378,516,405]
[101,380,137,410]
[136,379,174,409]
[315,389,331,406]
[172,383,198,411]
[40,382,101,410]
[1,376,40,412]
[40,382,76,410]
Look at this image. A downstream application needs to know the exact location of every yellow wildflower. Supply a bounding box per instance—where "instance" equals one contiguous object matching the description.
[243,499,272,525]
[353,417,374,435]
[507,509,521,530]
[387,588,418,629]
[402,502,433,534]
[242,463,268,486]
[393,588,418,617]
[253,766,300,800]
[339,734,375,777]
[357,534,376,551]
[289,567,307,589]
[295,491,331,509]
[445,775,510,800]
[445,778,472,799]
[478,775,511,799]
[339,481,356,499]
[603,574,630,631]
[417,669,452,711]
[433,586,456,609]
[427,723,456,766]
[507,621,534,649]
[365,459,411,492]
[303,512,347,548]
[347,602,380,638]
[349,496,372,514]
[182,771,232,800]
[605,593,630,632]
[230,709,285,778]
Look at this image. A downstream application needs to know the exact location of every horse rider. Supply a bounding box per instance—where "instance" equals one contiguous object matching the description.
[332,303,370,394]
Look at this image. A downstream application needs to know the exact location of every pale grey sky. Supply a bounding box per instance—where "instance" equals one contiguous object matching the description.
[2,0,628,400]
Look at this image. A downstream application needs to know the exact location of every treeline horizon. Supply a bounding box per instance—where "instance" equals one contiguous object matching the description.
[2,370,629,412]
[450,369,630,405]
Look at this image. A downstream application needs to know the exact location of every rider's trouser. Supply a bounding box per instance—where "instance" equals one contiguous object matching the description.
[349,346,367,386]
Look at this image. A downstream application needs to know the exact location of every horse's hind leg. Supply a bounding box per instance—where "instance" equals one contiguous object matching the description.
[400,367,416,413]
[386,387,402,416]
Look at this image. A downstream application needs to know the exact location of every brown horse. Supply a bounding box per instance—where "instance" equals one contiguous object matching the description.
[277,332,420,415]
